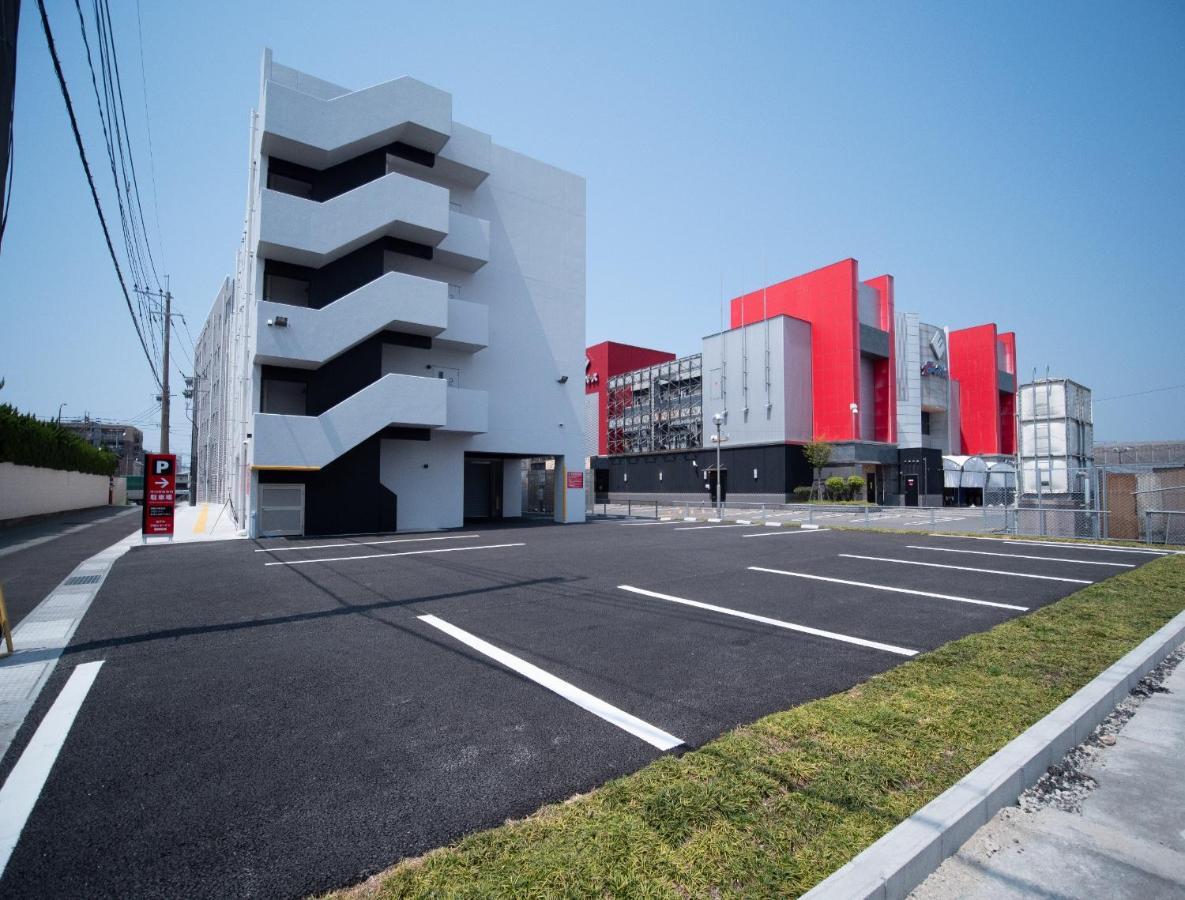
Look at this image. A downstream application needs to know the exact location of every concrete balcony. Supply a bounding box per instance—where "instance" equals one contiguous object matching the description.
[261,77,452,168]
[434,211,490,272]
[254,272,449,369]
[257,172,448,267]
[435,299,489,353]
[440,387,488,434]
[254,373,447,470]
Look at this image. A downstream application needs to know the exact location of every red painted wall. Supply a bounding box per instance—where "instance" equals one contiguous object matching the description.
[997,332,1017,454]
[949,325,1019,455]
[730,258,897,443]
[585,341,675,455]
[863,274,897,444]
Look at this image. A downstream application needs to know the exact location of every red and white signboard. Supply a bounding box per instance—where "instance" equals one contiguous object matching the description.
[142,453,177,537]
[566,471,584,490]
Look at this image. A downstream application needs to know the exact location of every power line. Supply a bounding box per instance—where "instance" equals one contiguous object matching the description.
[96,0,161,288]
[133,0,164,272]
[35,0,161,387]
[1095,384,1185,403]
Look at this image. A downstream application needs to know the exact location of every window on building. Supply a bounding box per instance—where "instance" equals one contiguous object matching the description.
[260,379,307,415]
[264,273,311,307]
[921,411,931,435]
[266,170,313,199]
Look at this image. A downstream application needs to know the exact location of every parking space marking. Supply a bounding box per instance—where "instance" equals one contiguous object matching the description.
[417,614,683,750]
[931,535,1175,556]
[674,524,761,531]
[906,545,1134,568]
[0,661,105,879]
[255,534,482,553]
[617,586,917,657]
[264,543,525,567]
[619,521,667,526]
[743,527,830,538]
[837,554,1093,585]
[748,567,1028,611]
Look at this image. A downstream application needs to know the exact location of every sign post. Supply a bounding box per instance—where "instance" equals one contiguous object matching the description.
[142,452,177,542]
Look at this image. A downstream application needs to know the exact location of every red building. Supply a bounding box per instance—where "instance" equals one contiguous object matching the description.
[585,341,675,456]
[730,258,897,445]
[949,324,1018,455]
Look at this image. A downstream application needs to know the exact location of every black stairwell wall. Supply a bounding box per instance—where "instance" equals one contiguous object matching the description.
[264,236,434,311]
[597,443,812,499]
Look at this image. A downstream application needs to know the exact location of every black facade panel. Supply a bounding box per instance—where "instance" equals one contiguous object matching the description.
[262,334,384,416]
[259,436,396,536]
[264,236,434,311]
[597,443,811,498]
[897,447,943,494]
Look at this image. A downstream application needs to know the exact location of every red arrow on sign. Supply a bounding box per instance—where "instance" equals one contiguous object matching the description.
[155,477,170,488]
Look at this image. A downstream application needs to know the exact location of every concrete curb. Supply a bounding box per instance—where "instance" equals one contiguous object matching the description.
[802,604,1185,900]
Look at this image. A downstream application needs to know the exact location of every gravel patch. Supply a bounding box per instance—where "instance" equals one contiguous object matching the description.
[1018,643,1184,815]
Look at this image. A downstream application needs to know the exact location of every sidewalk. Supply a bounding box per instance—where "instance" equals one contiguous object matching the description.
[912,647,1185,899]
[166,501,243,543]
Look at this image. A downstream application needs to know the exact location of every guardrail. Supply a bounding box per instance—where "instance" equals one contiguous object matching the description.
[586,499,1009,529]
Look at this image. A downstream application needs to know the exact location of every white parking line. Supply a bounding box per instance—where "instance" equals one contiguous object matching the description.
[264,543,524,567]
[0,661,105,879]
[930,535,1176,556]
[619,521,668,526]
[748,567,1028,611]
[837,554,1093,585]
[418,614,683,750]
[674,524,761,531]
[255,533,481,553]
[743,527,830,538]
[618,585,917,657]
[906,545,1134,568]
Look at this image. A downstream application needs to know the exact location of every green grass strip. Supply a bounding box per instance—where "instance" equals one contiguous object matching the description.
[330,556,1185,900]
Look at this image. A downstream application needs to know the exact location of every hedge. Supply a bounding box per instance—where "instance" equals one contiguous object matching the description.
[0,404,117,476]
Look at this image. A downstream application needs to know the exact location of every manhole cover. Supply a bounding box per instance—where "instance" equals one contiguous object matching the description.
[63,574,102,586]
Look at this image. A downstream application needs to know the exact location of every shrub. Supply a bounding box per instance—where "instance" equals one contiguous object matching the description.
[791,486,813,502]
[0,404,117,476]
[847,475,866,500]
[824,476,847,501]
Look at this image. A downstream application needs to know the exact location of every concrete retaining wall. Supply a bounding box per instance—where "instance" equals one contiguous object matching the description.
[0,462,114,522]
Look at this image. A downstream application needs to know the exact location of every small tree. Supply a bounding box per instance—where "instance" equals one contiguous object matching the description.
[847,475,866,502]
[802,440,832,500]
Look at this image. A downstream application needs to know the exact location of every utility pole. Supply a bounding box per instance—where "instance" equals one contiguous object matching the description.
[185,374,198,506]
[135,278,174,453]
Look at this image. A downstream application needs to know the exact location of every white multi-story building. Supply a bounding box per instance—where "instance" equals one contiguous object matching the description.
[196,52,586,536]
[1018,377,1093,495]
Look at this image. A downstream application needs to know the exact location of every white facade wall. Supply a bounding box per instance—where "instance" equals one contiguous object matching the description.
[701,316,812,446]
[201,53,585,535]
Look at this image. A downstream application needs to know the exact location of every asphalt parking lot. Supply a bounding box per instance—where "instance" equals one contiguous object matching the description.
[0,519,1171,898]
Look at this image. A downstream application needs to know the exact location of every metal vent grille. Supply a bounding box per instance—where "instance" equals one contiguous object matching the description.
[64,574,102,586]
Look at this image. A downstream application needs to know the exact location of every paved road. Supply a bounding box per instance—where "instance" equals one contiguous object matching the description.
[0,520,1169,898]
[0,507,140,626]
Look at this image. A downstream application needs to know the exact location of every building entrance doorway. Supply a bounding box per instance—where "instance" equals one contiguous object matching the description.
[904,475,919,507]
[463,458,504,520]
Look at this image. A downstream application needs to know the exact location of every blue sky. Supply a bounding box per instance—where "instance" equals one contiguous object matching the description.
[2,0,1183,454]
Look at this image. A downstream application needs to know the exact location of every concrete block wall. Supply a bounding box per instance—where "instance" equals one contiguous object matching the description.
[0,463,115,522]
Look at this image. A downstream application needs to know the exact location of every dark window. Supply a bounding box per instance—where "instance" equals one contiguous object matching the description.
[261,379,307,415]
[264,272,310,307]
[921,411,932,435]
[388,141,436,168]
[267,157,316,198]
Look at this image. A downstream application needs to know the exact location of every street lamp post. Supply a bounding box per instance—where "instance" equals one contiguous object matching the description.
[712,413,725,516]
[56,402,67,424]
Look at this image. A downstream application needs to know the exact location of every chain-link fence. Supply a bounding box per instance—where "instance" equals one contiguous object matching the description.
[1011,464,1185,544]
